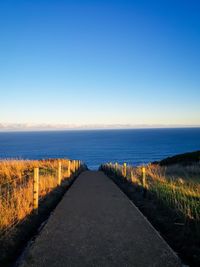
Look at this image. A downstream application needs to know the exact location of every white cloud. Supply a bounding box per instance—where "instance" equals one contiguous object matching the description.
[0,122,199,131]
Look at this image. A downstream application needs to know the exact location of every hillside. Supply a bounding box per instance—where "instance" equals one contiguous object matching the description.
[159,150,200,166]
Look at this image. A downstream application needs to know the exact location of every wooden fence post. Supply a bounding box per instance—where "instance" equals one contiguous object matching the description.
[123,163,127,177]
[73,160,76,173]
[78,160,81,172]
[33,167,39,213]
[68,161,71,178]
[142,166,147,198]
[73,161,75,173]
[71,160,74,174]
[115,162,118,174]
[142,166,146,188]
[58,161,61,185]
[78,160,80,171]
[130,170,134,183]
[77,160,79,171]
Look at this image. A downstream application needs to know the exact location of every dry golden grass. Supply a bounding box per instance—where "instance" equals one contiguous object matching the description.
[101,162,200,267]
[0,158,77,236]
[102,162,200,221]
[0,158,72,184]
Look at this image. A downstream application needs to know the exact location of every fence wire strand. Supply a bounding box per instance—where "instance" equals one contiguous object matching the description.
[0,159,82,240]
[101,162,200,222]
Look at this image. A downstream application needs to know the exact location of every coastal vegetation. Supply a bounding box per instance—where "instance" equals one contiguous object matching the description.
[100,154,200,267]
[0,158,85,266]
[158,150,200,166]
[0,152,199,266]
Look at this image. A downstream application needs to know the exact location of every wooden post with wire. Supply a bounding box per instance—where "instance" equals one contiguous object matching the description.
[78,160,81,172]
[142,166,146,187]
[33,167,39,214]
[130,170,134,183]
[115,162,118,174]
[123,163,127,178]
[142,166,147,197]
[71,160,74,174]
[58,161,62,185]
[68,160,71,178]
[73,161,75,174]
[73,160,76,174]
[77,160,79,172]
[77,160,80,172]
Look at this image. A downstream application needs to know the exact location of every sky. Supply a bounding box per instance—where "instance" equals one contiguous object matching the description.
[0,0,200,129]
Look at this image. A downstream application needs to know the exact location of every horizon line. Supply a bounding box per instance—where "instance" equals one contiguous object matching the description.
[0,123,200,132]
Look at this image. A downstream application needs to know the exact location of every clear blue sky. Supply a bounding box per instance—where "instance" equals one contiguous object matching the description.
[1,0,200,127]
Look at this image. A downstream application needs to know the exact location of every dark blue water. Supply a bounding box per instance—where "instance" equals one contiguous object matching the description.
[0,128,200,169]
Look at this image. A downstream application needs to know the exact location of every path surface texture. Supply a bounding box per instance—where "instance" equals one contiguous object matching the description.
[19,171,181,267]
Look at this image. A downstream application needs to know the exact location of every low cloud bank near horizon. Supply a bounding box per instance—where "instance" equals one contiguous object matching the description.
[0,123,199,131]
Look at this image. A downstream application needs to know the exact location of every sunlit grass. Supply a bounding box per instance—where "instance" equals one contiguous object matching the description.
[101,162,200,221]
[0,159,73,236]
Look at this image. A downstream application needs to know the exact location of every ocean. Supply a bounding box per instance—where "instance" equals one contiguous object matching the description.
[0,128,200,169]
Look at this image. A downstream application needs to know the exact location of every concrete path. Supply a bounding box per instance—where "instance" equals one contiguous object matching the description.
[19,171,181,267]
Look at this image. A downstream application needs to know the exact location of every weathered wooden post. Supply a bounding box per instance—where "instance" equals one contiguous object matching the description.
[71,160,73,174]
[58,161,62,185]
[72,160,75,174]
[68,160,71,178]
[142,166,147,197]
[78,160,81,171]
[78,160,81,172]
[142,166,146,188]
[74,161,76,173]
[123,163,127,178]
[115,162,118,175]
[77,160,80,172]
[130,170,134,183]
[33,167,39,214]
[73,160,76,173]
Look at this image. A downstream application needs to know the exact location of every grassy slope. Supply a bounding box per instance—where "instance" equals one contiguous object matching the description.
[159,150,200,166]
[101,151,200,267]
[0,158,86,267]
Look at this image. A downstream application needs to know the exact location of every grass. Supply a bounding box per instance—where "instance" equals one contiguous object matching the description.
[144,164,200,221]
[100,162,200,266]
[0,158,85,267]
[0,159,74,236]
[159,150,200,166]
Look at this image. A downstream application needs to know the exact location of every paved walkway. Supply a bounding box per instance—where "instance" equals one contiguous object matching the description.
[19,171,181,267]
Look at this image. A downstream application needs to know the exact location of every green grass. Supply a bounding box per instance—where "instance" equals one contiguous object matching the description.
[100,162,200,266]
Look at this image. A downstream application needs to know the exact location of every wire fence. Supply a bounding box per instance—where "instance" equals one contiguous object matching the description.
[0,159,84,239]
[0,175,33,237]
[100,162,200,222]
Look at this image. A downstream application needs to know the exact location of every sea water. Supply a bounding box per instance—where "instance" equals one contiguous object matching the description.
[0,128,200,169]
